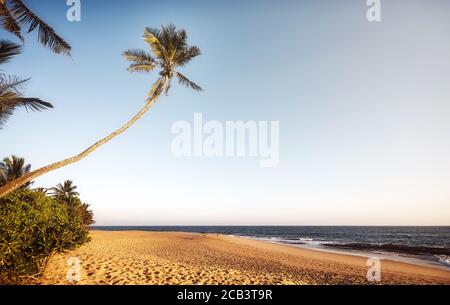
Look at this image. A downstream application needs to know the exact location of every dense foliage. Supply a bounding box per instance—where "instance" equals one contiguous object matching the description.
[0,189,91,284]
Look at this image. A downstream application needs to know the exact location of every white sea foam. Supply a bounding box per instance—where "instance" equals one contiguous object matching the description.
[436,255,450,266]
[299,237,313,241]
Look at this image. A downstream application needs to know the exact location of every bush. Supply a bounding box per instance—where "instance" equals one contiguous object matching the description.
[0,189,90,284]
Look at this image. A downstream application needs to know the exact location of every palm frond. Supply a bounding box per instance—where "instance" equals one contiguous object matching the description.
[0,40,22,64]
[154,24,191,64]
[10,0,71,55]
[175,46,201,67]
[0,1,22,40]
[126,63,156,73]
[0,97,53,111]
[171,28,187,58]
[123,49,155,63]
[176,72,203,91]
[123,49,156,73]
[0,74,28,93]
[160,24,176,55]
[143,27,168,61]
[0,65,53,129]
[0,104,13,126]
[0,92,53,127]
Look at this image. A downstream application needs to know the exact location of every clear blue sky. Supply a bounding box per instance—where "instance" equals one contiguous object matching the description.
[2,0,450,225]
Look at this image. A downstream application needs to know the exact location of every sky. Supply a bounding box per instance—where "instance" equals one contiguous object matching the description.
[2,0,450,226]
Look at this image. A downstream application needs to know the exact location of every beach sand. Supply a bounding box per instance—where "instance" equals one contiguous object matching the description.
[40,231,450,285]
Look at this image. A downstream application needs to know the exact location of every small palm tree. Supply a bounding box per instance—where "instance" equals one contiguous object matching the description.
[0,155,31,187]
[0,0,71,55]
[0,24,202,197]
[79,202,95,226]
[0,40,53,127]
[64,197,95,226]
[50,180,79,202]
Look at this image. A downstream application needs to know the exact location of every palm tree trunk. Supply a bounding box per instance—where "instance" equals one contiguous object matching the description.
[0,79,167,198]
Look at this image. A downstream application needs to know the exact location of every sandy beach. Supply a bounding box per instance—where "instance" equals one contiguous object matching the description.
[40,231,450,285]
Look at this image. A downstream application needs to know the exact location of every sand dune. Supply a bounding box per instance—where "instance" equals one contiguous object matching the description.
[40,231,450,285]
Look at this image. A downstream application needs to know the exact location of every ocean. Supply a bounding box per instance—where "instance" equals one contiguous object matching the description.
[93,226,450,269]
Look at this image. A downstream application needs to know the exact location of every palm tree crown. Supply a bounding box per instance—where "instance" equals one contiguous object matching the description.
[0,155,31,187]
[0,40,53,127]
[0,0,71,55]
[123,24,202,98]
[50,180,79,202]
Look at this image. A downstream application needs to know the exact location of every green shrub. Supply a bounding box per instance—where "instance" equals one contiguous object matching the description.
[0,189,90,284]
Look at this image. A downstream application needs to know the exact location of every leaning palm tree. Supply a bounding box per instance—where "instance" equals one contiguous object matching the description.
[0,40,53,127]
[50,180,79,202]
[0,24,202,197]
[0,155,31,188]
[0,0,71,55]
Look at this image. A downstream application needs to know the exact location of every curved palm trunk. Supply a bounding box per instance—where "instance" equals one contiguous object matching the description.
[0,80,167,198]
